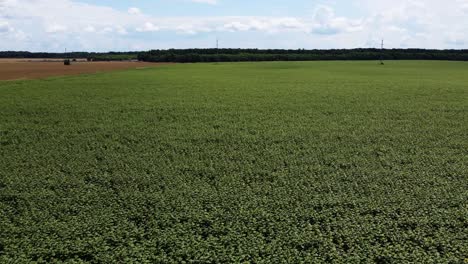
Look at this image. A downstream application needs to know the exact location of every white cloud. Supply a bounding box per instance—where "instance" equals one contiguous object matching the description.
[116,26,128,35]
[0,21,14,33]
[102,26,113,33]
[191,0,218,4]
[128,7,141,15]
[311,5,363,35]
[223,21,252,32]
[84,25,96,33]
[46,24,67,33]
[221,18,309,33]
[353,0,468,48]
[0,19,29,46]
[0,0,467,51]
[136,22,160,32]
[445,32,466,46]
[459,0,468,11]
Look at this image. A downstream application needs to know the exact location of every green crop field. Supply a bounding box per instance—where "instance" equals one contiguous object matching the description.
[1,61,467,263]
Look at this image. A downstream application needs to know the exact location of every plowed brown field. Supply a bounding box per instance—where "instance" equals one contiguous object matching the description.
[0,59,167,80]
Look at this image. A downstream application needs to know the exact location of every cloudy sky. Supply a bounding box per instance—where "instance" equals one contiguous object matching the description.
[1,0,467,51]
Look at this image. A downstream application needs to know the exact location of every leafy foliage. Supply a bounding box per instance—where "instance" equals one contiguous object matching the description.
[0,61,467,263]
[2,49,468,63]
[138,48,468,63]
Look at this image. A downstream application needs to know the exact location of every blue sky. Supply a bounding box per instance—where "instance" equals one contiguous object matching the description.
[76,0,362,18]
[1,0,467,51]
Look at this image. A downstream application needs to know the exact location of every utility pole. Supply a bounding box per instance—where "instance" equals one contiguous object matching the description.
[215,38,219,63]
[380,39,384,65]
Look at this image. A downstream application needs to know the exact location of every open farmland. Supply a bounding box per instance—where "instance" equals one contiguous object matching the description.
[0,61,467,263]
[0,59,161,81]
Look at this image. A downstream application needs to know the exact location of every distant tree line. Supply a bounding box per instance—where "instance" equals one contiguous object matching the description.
[2,49,468,63]
[137,49,468,63]
[0,51,139,61]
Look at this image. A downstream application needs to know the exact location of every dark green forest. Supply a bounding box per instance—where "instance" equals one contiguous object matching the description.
[2,49,468,63]
[138,49,468,62]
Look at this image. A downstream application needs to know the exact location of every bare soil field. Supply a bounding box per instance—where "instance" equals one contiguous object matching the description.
[0,59,165,80]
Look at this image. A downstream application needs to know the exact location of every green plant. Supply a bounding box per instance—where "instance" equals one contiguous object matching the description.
[0,61,467,263]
